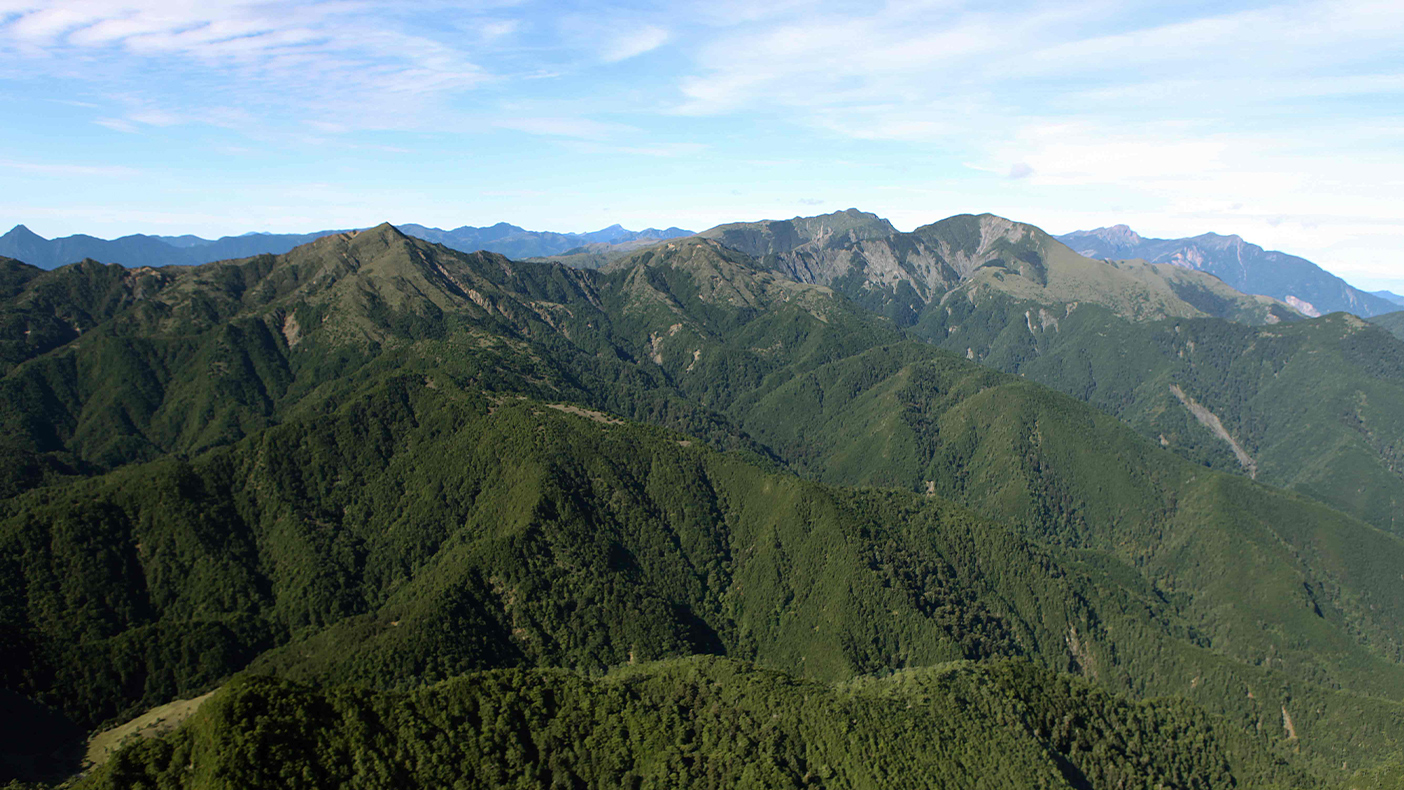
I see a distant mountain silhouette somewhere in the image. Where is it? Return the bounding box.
[1058,225,1395,317]
[0,222,693,269]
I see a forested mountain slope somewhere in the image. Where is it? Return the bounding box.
[1371,310,1404,341]
[7,382,1403,784]
[81,660,1316,790]
[691,213,1404,537]
[902,301,1404,537]
[3,226,1403,787]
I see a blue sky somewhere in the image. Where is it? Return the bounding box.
[1,0,1402,289]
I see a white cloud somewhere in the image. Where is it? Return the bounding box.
[0,158,140,176]
[671,0,1404,129]
[557,139,707,157]
[495,116,639,140]
[94,117,137,133]
[0,1,494,130]
[478,19,518,40]
[657,0,1404,280]
[601,25,668,62]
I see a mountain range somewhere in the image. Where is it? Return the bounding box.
[1057,224,1398,317]
[4,212,1396,324]
[2,215,1403,789]
[689,210,1404,536]
[0,222,693,271]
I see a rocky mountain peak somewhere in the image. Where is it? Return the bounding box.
[1081,224,1143,248]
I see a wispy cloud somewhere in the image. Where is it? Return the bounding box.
[656,0,1404,274]
[495,116,640,141]
[601,25,669,62]
[672,0,1404,129]
[0,1,497,130]
[0,158,140,177]
[94,117,138,133]
[558,140,708,157]
[3,0,1403,277]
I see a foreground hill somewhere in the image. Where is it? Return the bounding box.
[80,659,1315,790]
[3,226,1404,785]
[1058,225,1396,318]
[7,383,1403,783]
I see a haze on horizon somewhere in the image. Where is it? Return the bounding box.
[1,0,1401,291]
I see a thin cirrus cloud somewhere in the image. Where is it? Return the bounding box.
[661,0,1404,271]
[494,116,641,141]
[0,0,496,129]
[0,0,1401,275]
[1,158,141,177]
[673,0,1404,126]
[600,25,669,63]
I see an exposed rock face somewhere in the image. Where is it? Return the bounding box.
[1069,224,1143,250]
[699,211,1295,326]
[702,211,1042,305]
[1285,295,1322,317]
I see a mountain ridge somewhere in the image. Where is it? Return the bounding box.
[6,212,1386,323]
[0,221,695,271]
[1058,225,1396,317]
[699,211,1299,327]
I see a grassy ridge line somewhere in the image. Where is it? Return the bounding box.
[82,657,1315,790]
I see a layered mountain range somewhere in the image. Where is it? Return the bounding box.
[0,222,693,270]
[4,211,1393,323]
[2,215,1403,789]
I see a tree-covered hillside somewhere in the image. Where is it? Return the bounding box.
[688,213,1404,538]
[1371,310,1404,342]
[3,226,1403,787]
[81,658,1317,790]
[901,295,1404,537]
